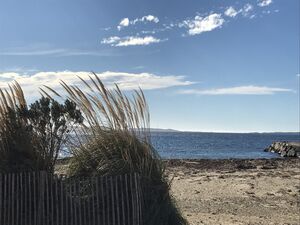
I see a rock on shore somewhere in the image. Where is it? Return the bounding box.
[264,141,300,157]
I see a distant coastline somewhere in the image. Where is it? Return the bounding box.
[150,128,300,134]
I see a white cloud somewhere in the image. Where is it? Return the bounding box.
[180,85,293,95]
[242,3,254,17]
[134,15,159,24]
[101,36,163,46]
[117,18,130,30]
[224,6,239,17]
[0,71,193,100]
[117,15,159,30]
[181,13,225,36]
[116,36,162,46]
[101,36,121,44]
[243,4,254,12]
[258,0,273,7]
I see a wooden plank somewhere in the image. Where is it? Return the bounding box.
[115,175,120,225]
[137,174,143,225]
[54,174,59,225]
[120,175,126,225]
[95,176,100,225]
[45,173,50,225]
[12,173,15,225]
[73,179,78,225]
[111,176,115,225]
[7,173,10,225]
[86,177,91,225]
[3,174,7,225]
[134,173,140,225]
[101,176,105,225]
[69,178,74,225]
[60,175,64,225]
[20,173,23,225]
[41,172,46,225]
[65,176,69,225]
[106,176,110,225]
[125,174,130,225]
[82,180,86,225]
[50,174,54,225]
[0,174,3,225]
[33,172,37,225]
[16,173,19,225]
[77,178,82,225]
[92,177,96,225]
[130,174,136,225]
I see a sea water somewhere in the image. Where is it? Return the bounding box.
[151,132,300,159]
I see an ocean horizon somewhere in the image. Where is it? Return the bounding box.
[150,131,300,159]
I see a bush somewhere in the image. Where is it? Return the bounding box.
[0,83,83,173]
[54,74,188,225]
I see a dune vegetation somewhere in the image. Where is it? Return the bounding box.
[0,74,188,225]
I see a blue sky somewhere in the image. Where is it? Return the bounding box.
[0,0,299,132]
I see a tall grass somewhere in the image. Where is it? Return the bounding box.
[47,73,188,225]
[0,82,40,172]
[0,82,82,173]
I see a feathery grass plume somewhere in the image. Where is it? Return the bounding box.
[0,81,83,173]
[55,73,188,225]
[0,82,40,173]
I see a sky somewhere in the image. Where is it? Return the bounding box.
[0,0,299,132]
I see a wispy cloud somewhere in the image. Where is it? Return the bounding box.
[224,6,239,18]
[242,3,254,17]
[0,49,67,56]
[0,48,118,57]
[180,13,225,36]
[180,85,293,95]
[0,71,194,99]
[258,0,273,7]
[101,36,164,46]
[117,15,159,30]
[102,2,275,45]
[117,18,130,30]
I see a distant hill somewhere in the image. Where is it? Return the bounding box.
[149,128,180,132]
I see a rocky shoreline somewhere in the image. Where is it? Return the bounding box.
[264,141,300,157]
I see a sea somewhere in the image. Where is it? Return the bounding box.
[150,132,300,159]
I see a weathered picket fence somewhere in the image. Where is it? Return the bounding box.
[0,172,142,225]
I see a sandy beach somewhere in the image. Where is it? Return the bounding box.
[166,159,300,225]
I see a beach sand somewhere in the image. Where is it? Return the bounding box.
[166,159,300,225]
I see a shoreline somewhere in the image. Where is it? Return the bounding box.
[165,158,300,171]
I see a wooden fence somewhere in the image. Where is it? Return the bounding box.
[0,172,142,225]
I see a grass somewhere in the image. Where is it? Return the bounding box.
[0,74,188,224]
[45,73,188,225]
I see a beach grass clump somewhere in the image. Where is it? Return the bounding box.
[0,82,83,173]
[0,82,39,173]
[54,73,188,225]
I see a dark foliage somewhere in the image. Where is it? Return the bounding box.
[0,97,83,173]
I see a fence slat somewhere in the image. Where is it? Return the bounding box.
[3,174,7,225]
[115,175,121,225]
[0,174,2,225]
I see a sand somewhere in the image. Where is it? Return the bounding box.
[166,159,300,225]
